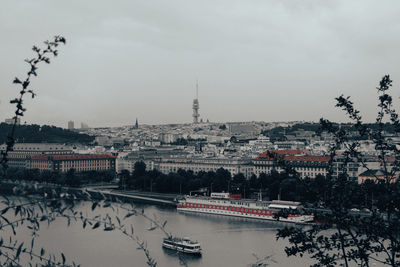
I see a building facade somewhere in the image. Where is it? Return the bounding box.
[0,143,73,169]
[156,157,254,178]
[116,148,187,174]
[253,150,329,178]
[29,154,117,173]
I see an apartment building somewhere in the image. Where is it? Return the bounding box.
[0,143,73,169]
[156,157,254,178]
[253,150,329,178]
[29,154,117,173]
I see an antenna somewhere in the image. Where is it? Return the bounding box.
[192,79,200,124]
[196,80,198,99]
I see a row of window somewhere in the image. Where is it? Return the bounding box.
[183,203,275,215]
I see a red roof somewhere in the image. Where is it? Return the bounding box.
[31,154,117,160]
[283,155,330,162]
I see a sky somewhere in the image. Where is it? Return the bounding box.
[1,0,400,128]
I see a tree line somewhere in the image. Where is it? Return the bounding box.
[4,167,114,187]
[0,123,94,145]
[118,161,393,210]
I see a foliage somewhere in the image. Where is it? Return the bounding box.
[120,162,234,195]
[120,162,394,208]
[262,121,399,142]
[276,75,400,267]
[0,36,66,171]
[0,36,170,267]
[0,182,178,266]
[3,168,115,187]
[0,123,94,145]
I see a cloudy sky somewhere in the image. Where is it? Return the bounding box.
[1,0,400,127]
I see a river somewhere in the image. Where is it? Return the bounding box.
[4,201,317,267]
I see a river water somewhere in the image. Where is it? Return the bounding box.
[5,201,317,267]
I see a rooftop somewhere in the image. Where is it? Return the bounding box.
[31,154,117,160]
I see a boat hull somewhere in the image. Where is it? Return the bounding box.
[177,198,314,224]
[162,243,202,255]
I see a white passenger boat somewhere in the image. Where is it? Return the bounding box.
[162,237,202,255]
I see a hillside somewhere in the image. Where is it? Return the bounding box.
[0,123,94,144]
[263,122,398,141]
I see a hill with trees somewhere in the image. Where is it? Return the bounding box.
[262,121,399,141]
[0,123,94,144]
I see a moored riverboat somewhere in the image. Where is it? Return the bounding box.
[177,192,314,224]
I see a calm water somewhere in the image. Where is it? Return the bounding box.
[5,201,316,267]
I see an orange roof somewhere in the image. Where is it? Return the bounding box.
[31,154,117,160]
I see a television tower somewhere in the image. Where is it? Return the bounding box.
[192,81,200,124]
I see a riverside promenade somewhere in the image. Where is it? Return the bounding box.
[0,180,179,206]
[86,186,178,206]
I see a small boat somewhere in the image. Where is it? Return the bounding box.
[162,237,202,255]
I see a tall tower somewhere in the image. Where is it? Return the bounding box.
[192,81,200,124]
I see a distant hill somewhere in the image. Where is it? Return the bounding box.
[0,123,94,144]
[263,122,398,141]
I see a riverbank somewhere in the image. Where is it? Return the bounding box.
[86,187,178,206]
[0,179,178,206]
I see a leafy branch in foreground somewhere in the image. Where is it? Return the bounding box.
[247,253,276,267]
[276,75,400,267]
[0,180,193,267]
[0,36,178,267]
[0,188,157,266]
[0,35,66,172]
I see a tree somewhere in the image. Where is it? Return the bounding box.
[65,169,80,187]
[0,36,66,173]
[133,161,146,178]
[277,75,400,267]
[0,36,166,267]
[214,168,231,192]
[119,169,131,189]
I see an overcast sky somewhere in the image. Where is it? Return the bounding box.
[1,0,400,127]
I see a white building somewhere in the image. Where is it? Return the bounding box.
[156,157,254,178]
[0,143,73,169]
[253,150,329,178]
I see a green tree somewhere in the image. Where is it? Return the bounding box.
[65,169,80,187]
[119,169,131,189]
[277,75,400,267]
[0,36,164,267]
[133,161,146,178]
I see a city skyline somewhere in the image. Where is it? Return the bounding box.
[1,0,400,127]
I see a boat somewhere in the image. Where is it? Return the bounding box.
[177,192,314,224]
[162,237,202,255]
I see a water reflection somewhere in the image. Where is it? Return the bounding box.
[2,200,315,267]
